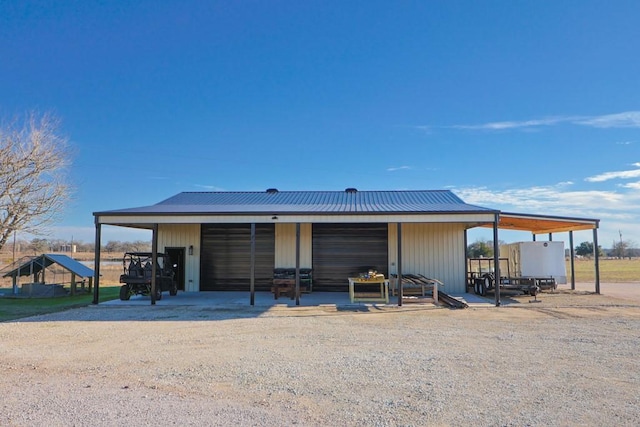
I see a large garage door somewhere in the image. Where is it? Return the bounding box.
[312,223,388,292]
[200,224,275,291]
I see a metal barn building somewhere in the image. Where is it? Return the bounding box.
[92,189,600,306]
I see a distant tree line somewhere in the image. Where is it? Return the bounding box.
[3,237,638,259]
[467,238,638,259]
[1,238,151,255]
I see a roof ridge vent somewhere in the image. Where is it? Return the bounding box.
[345,188,358,193]
[266,188,279,194]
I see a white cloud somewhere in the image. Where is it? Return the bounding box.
[452,116,570,130]
[194,184,226,191]
[585,167,640,182]
[440,110,640,131]
[387,166,412,172]
[621,181,640,189]
[574,111,640,128]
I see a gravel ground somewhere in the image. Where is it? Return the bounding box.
[1,290,639,427]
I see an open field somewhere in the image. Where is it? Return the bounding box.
[569,258,640,282]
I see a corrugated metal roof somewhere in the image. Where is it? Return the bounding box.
[95,190,497,216]
[2,254,94,279]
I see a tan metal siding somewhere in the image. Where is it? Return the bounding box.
[158,224,201,292]
[388,223,467,293]
[274,223,312,268]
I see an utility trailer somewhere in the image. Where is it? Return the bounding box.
[467,257,557,297]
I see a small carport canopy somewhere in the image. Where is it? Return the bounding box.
[2,254,95,296]
[475,212,601,306]
[490,212,600,234]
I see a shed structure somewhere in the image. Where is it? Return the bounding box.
[2,254,95,296]
[92,189,600,307]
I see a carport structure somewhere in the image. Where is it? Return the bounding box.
[92,189,601,307]
[476,212,601,306]
[2,253,95,296]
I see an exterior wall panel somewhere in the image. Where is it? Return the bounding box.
[275,223,312,268]
[158,224,201,292]
[388,223,467,293]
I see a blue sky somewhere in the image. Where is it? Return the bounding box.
[2,1,639,248]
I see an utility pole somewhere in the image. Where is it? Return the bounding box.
[619,230,624,259]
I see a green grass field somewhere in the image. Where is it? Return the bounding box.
[569,258,640,282]
[0,286,120,322]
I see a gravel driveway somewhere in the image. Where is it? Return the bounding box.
[1,289,639,426]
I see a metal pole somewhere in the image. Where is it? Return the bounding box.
[593,228,600,294]
[397,223,403,306]
[493,214,501,307]
[151,224,158,305]
[250,223,256,306]
[295,223,301,306]
[92,219,101,305]
[569,231,575,290]
[464,230,469,293]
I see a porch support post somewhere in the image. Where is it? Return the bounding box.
[92,219,101,305]
[493,213,501,307]
[250,223,256,306]
[464,230,469,292]
[151,223,158,305]
[397,222,403,307]
[593,228,600,294]
[295,223,301,306]
[569,231,576,290]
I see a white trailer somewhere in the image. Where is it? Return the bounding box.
[500,241,567,284]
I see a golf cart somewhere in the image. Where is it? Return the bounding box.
[119,252,178,300]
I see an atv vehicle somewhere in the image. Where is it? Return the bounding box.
[119,252,178,300]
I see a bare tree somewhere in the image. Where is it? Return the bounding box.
[0,112,72,251]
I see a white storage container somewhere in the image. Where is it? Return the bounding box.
[499,241,567,284]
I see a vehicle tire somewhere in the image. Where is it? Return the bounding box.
[474,279,481,295]
[479,279,487,296]
[119,285,131,301]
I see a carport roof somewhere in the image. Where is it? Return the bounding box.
[2,254,95,279]
[488,212,600,234]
